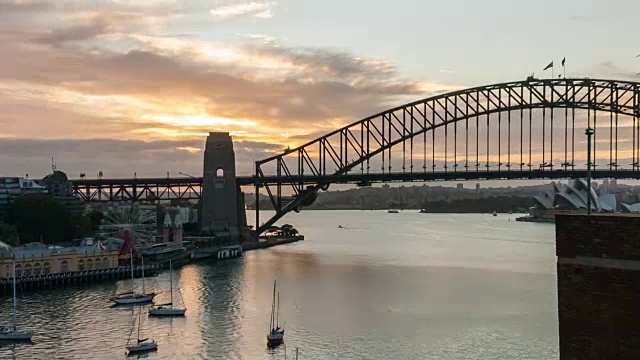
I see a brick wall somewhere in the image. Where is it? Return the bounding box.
[556,214,640,360]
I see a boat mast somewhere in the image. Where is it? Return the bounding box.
[12,260,16,331]
[276,291,280,329]
[141,255,145,295]
[269,280,276,331]
[130,249,134,293]
[137,309,141,342]
[169,259,173,307]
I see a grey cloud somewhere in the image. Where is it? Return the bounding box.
[36,17,114,45]
[0,138,281,178]
[242,45,398,80]
[0,1,53,13]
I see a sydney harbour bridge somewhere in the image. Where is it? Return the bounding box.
[69,78,640,235]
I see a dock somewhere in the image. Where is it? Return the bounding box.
[0,264,162,295]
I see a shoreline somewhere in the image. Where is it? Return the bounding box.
[242,235,304,251]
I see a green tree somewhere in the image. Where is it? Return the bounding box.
[0,223,19,247]
[87,210,104,232]
[8,194,69,244]
[278,224,299,237]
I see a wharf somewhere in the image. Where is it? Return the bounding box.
[0,264,162,295]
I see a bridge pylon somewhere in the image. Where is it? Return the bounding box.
[200,132,249,242]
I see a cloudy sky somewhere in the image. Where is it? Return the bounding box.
[0,0,638,179]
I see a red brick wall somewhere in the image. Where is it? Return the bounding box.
[556,214,640,360]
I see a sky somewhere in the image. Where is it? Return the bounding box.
[0,0,639,179]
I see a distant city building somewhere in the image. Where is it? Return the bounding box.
[0,177,48,220]
[39,171,84,216]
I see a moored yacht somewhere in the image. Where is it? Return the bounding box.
[0,261,33,342]
[112,250,156,305]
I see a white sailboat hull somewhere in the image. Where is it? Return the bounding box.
[112,293,155,305]
[148,307,186,316]
[127,341,157,353]
[0,331,33,341]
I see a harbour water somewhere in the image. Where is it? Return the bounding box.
[0,211,558,359]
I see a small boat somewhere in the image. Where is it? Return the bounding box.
[126,308,157,354]
[387,209,399,214]
[266,280,284,348]
[112,250,156,305]
[492,211,497,217]
[149,259,186,317]
[0,261,33,342]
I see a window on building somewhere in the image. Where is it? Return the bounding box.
[43,262,51,275]
[102,257,109,269]
[15,264,22,277]
[86,259,93,271]
[78,259,85,271]
[215,167,224,178]
[24,264,32,276]
[5,265,10,278]
[33,263,41,276]
[61,260,69,273]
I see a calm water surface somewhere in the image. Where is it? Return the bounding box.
[0,211,558,360]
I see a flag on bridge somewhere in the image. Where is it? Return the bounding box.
[562,57,566,67]
[543,61,554,70]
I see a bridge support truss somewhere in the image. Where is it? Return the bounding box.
[254,78,640,233]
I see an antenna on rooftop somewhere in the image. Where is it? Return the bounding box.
[51,157,56,172]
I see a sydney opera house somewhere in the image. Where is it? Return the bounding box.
[517,179,640,222]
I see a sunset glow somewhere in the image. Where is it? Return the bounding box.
[0,0,638,178]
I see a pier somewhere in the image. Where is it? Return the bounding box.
[0,264,162,295]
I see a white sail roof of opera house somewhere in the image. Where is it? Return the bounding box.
[533,179,616,212]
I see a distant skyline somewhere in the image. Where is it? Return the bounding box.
[1,0,639,178]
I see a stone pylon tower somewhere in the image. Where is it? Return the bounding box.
[200,132,247,241]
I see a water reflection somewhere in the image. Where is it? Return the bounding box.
[0,212,558,359]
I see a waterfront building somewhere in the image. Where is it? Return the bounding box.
[0,242,120,279]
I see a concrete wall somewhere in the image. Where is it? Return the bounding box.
[556,214,640,360]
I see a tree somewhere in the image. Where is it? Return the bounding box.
[278,224,299,237]
[0,223,19,247]
[8,194,68,244]
[87,210,104,232]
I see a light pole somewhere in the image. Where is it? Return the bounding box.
[179,172,196,179]
[585,127,594,216]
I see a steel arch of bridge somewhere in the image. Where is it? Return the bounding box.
[254,78,640,233]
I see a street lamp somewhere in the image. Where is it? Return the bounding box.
[585,127,594,216]
[179,172,196,179]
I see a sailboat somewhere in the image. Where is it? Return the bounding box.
[111,250,156,305]
[0,261,33,341]
[126,308,157,354]
[148,259,186,317]
[266,280,284,347]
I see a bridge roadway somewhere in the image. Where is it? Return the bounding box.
[73,170,640,187]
